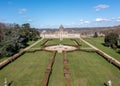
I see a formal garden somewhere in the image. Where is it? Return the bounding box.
[0,38,120,86]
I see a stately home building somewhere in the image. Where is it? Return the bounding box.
[40,25,80,38]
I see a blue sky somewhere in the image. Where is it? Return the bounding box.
[0,0,120,28]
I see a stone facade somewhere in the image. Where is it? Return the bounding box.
[40,25,80,38]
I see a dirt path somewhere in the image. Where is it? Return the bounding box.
[80,37,120,66]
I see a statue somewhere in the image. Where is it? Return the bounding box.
[4,78,8,86]
[108,80,112,86]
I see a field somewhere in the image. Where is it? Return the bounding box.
[0,38,120,86]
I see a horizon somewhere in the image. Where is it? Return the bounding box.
[0,0,120,28]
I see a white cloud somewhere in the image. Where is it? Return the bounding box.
[110,17,120,22]
[84,21,90,24]
[80,19,90,24]
[95,18,108,22]
[80,19,83,22]
[95,4,109,11]
[27,19,33,22]
[19,8,27,14]
[118,17,120,19]
[116,19,120,22]
[115,17,120,22]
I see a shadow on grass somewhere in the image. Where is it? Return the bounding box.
[117,50,120,54]
[8,81,13,86]
[104,82,108,86]
[101,43,108,47]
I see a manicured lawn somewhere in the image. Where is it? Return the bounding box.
[31,38,45,48]
[76,39,92,48]
[61,38,75,45]
[27,40,36,45]
[0,51,51,86]
[45,38,91,48]
[84,37,120,61]
[67,51,120,86]
[48,53,65,86]
[0,57,8,62]
[46,39,62,45]
[0,38,120,86]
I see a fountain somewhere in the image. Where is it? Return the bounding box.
[44,44,77,53]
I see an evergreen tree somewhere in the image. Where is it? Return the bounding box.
[93,32,98,38]
[104,31,119,49]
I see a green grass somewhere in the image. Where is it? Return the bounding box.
[27,40,36,45]
[76,39,92,48]
[1,38,120,86]
[45,38,90,48]
[67,51,120,86]
[0,51,51,86]
[62,38,91,48]
[0,57,8,62]
[61,38,75,45]
[84,37,120,61]
[31,38,45,48]
[48,53,65,86]
[46,39,61,45]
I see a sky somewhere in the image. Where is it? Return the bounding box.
[0,0,120,28]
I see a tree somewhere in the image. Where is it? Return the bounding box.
[0,23,6,42]
[0,23,39,58]
[20,23,39,41]
[0,28,3,42]
[93,32,98,38]
[104,31,119,49]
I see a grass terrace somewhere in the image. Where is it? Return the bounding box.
[67,51,120,86]
[84,37,120,61]
[0,51,51,86]
[48,53,65,86]
[30,38,46,48]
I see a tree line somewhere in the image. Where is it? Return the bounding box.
[93,31,120,49]
[0,23,39,58]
